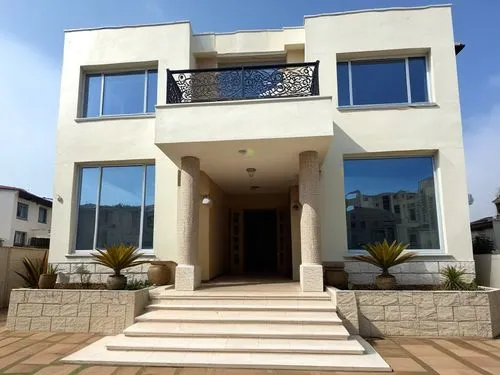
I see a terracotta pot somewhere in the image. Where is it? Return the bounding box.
[107,275,127,290]
[38,274,57,289]
[375,275,396,290]
[147,263,171,285]
[324,263,348,289]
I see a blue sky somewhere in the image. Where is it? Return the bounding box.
[0,0,499,220]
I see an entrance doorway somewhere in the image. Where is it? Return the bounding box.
[243,209,277,275]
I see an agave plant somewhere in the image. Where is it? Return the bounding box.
[15,252,48,288]
[440,266,470,290]
[91,243,147,290]
[350,240,416,289]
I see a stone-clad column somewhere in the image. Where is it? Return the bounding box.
[175,156,201,291]
[299,151,323,292]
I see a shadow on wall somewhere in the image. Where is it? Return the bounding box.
[0,247,48,308]
[474,253,500,288]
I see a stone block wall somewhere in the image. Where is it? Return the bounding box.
[332,287,500,338]
[344,260,476,285]
[6,288,150,334]
[51,262,149,284]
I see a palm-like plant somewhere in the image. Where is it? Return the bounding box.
[15,252,48,288]
[351,240,416,277]
[440,266,469,290]
[91,243,146,276]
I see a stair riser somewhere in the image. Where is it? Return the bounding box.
[150,299,333,307]
[124,332,349,340]
[147,304,335,312]
[106,345,363,355]
[136,317,342,325]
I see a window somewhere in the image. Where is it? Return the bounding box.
[337,56,429,106]
[14,231,26,246]
[75,164,155,251]
[38,207,48,224]
[344,157,440,251]
[16,202,28,220]
[83,70,158,117]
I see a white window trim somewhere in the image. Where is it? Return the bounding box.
[73,163,155,254]
[344,154,444,255]
[83,69,157,118]
[338,55,431,107]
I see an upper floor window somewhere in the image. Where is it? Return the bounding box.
[337,56,429,106]
[83,69,158,118]
[38,207,48,224]
[16,202,28,220]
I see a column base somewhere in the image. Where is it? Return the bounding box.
[174,265,201,291]
[300,264,324,292]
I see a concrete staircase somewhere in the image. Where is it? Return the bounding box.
[62,289,390,371]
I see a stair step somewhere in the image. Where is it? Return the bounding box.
[147,303,336,312]
[62,336,391,371]
[136,309,342,324]
[150,292,330,301]
[123,322,350,339]
[106,335,365,354]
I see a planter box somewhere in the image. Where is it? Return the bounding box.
[328,287,500,338]
[6,288,150,334]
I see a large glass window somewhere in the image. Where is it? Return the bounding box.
[337,56,429,106]
[75,164,155,251]
[82,70,158,117]
[344,157,440,251]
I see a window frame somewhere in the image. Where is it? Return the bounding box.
[343,155,444,255]
[16,202,29,220]
[14,231,27,246]
[73,163,155,254]
[337,55,431,107]
[81,68,158,118]
[38,207,48,224]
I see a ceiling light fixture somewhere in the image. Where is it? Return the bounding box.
[250,186,260,191]
[246,168,256,177]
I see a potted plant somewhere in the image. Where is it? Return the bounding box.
[91,243,146,290]
[349,239,416,290]
[15,251,48,288]
[147,260,177,286]
[39,264,59,289]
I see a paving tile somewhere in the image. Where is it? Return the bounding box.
[4,363,43,373]
[111,366,142,375]
[383,357,427,372]
[29,332,57,341]
[0,336,22,348]
[33,364,80,375]
[463,339,500,357]
[60,332,94,344]
[213,370,273,375]
[139,367,178,375]
[178,368,217,375]
[45,334,71,342]
[22,352,64,365]
[0,352,31,371]
[76,365,118,375]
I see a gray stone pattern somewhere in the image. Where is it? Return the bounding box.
[6,288,150,334]
[334,288,500,338]
[52,262,148,284]
[344,260,476,285]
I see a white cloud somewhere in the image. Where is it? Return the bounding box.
[0,34,60,198]
[489,74,500,88]
[464,105,500,221]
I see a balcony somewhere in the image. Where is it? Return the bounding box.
[166,61,320,103]
[156,61,332,171]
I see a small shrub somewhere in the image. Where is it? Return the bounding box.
[125,279,152,290]
[74,264,91,289]
[472,235,495,254]
[440,266,476,290]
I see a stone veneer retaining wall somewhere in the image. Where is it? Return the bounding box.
[329,287,500,338]
[51,262,149,284]
[6,288,150,334]
[344,260,476,285]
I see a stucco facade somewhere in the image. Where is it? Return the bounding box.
[49,5,474,288]
[0,187,52,248]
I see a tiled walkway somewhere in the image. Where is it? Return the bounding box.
[0,327,500,374]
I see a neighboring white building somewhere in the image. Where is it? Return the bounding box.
[471,197,500,250]
[49,5,474,288]
[0,186,52,248]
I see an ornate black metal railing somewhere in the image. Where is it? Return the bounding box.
[166,61,319,104]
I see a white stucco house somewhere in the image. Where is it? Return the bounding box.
[0,186,52,248]
[49,4,474,290]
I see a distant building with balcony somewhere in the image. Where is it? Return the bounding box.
[50,5,473,289]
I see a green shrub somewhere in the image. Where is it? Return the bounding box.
[440,266,477,290]
[472,235,495,254]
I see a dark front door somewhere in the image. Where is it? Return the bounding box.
[243,209,277,274]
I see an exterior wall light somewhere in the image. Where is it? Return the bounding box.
[246,168,256,177]
[201,195,212,206]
